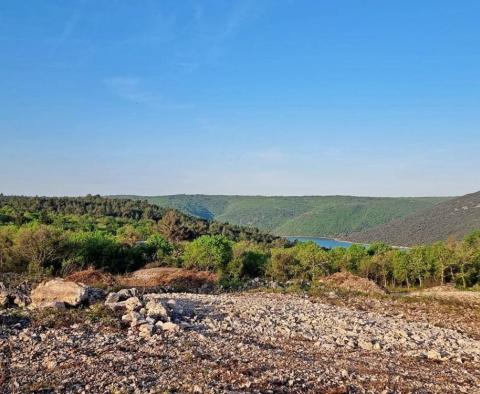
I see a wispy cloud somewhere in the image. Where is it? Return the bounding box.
[173,0,268,71]
[250,147,287,161]
[103,76,193,109]
[104,77,152,104]
[49,2,85,56]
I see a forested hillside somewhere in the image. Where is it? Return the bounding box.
[113,195,450,237]
[348,191,480,246]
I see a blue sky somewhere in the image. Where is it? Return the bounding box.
[1,0,479,196]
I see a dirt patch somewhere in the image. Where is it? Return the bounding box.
[318,272,385,295]
[65,268,118,288]
[120,267,218,290]
[409,285,480,305]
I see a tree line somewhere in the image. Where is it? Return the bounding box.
[1,195,479,289]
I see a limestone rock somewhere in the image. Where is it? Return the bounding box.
[159,321,179,332]
[145,300,168,320]
[31,279,89,308]
[124,296,142,312]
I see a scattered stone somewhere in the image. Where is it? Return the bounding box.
[2,290,480,393]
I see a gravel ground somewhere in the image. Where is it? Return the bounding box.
[1,292,480,393]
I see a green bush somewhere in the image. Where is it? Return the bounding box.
[183,234,233,272]
[225,250,268,279]
[267,248,299,282]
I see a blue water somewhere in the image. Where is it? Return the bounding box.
[287,236,355,249]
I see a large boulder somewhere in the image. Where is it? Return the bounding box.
[31,278,89,308]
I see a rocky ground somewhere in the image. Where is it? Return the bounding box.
[1,289,480,393]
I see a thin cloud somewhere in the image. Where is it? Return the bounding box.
[49,2,85,56]
[103,76,193,109]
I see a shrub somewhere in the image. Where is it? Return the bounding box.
[15,224,67,274]
[225,250,268,279]
[267,248,299,282]
[183,235,233,272]
[67,231,125,273]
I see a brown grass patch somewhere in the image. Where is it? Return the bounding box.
[65,268,118,288]
[318,272,385,295]
[120,267,218,289]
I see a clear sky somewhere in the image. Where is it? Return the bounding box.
[1,1,479,197]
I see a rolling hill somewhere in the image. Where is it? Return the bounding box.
[111,195,450,238]
[347,191,480,246]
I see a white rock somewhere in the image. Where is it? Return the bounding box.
[31,279,88,308]
[145,300,168,320]
[124,296,142,312]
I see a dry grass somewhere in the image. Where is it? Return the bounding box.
[318,272,386,295]
[119,267,217,289]
[65,268,118,288]
[408,285,480,305]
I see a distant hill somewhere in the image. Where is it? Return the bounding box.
[111,195,450,238]
[347,191,480,246]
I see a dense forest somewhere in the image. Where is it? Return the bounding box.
[113,194,449,237]
[1,195,479,289]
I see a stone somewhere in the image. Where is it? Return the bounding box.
[426,350,447,361]
[31,279,88,308]
[0,282,9,307]
[138,323,154,338]
[358,339,373,351]
[13,292,31,308]
[106,301,127,311]
[86,287,106,304]
[105,292,121,304]
[117,288,138,299]
[145,300,168,320]
[159,322,179,332]
[122,311,141,322]
[124,296,142,312]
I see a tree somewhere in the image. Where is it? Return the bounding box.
[266,248,298,282]
[158,210,192,242]
[0,226,17,272]
[429,242,456,285]
[226,250,268,279]
[392,250,411,287]
[68,231,124,272]
[340,244,368,274]
[116,224,143,246]
[293,241,330,280]
[15,225,67,274]
[408,246,432,287]
[146,234,173,260]
[183,235,233,271]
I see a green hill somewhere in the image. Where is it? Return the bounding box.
[112,195,451,237]
[348,191,480,246]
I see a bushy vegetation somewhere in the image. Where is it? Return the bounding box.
[0,195,285,275]
[2,195,480,290]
